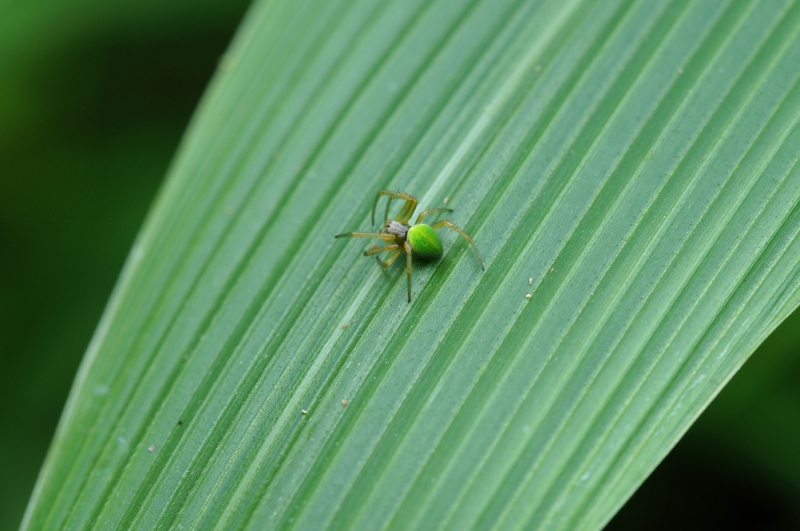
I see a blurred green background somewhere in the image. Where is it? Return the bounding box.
[0,1,250,529]
[0,1,798,530]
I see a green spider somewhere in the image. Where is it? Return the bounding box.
[335,189,485,302]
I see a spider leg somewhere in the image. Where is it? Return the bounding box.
[363,244,399,257]
[415,208,452,225]
[374,248,402,268]
[430,220,485,270]
[404,240,413,302]
[371,190,418,226]
[335,231,395,241]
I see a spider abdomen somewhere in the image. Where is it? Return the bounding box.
[407,224,443,261]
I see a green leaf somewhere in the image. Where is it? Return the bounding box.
[23,0,800,529]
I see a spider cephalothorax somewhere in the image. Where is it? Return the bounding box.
[335,190,484,302]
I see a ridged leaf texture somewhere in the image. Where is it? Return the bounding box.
[23,0,800,529]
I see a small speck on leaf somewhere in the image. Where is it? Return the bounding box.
[147,445,156,453]
[340,319,357,330]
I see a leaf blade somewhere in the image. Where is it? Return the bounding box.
[23,0,800,529]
